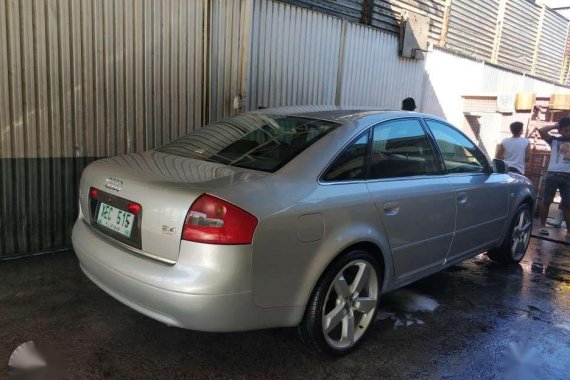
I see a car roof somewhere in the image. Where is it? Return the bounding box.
[250,105,441,123]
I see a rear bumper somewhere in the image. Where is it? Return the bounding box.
[72,218,303,331]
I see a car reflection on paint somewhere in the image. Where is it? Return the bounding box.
[72,106,534,355]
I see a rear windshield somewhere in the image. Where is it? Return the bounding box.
[157,114,340,172]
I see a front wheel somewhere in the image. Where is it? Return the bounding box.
[298,250,381,355]
[487,203,532,264]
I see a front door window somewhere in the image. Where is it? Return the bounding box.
[425,120,490,174]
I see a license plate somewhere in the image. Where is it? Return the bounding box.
[96,203,135,238]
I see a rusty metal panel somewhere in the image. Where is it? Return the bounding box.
[445,0,500,61]
[497,0,541,74]
[371,0,446,43]
[247,0,342,109]
[534,9,569,83]
[0,0,206,258]
[275,0,364,22]
[339,22,425,108]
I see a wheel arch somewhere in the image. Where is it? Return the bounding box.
[521,194,534,212]
[495,191,534,249]
[299,238,393,322]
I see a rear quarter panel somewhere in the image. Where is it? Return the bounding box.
[249,182,394,310]
[499,174,536,243]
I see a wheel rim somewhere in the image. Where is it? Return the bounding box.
[322,260,379,350]
[511,208,532,261]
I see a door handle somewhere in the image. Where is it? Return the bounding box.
[457,192,468,205]
[383,202,400,216]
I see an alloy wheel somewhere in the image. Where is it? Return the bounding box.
[321,260,379,350]
[511,208,531,261]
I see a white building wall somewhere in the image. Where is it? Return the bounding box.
[422,48,570,127]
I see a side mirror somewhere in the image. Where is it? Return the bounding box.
[492,159,509,174]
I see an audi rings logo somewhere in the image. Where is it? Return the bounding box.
[105,178,123,191]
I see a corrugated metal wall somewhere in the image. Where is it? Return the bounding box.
[277,0,363,22]
[445,0,500,61]
[209,0,244,120]
[565,28,570,86]
[2,0,570,259]
[339,22,425,107]
[533,8,568,83]
[276,0,570,85]
[247,0,342,109]
[0,0,207,258]
[0,0,208,158]
[371,0,446,43]
[497,0,540,74]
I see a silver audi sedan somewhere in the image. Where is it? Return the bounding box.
[72,106,535,355]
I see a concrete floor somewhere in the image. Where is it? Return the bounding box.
[1,238,569,379]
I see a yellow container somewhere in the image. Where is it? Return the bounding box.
[515,93,536,111]
[549,93,570,110]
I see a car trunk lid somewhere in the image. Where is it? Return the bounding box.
[79,151,266,263]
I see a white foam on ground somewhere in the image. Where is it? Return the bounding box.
[396,290,440,312]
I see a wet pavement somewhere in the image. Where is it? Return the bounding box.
[1,238,569,379]
[531,218,569,246]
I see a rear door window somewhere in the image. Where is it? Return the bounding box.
[157,114,340,172]
[322,132,370,182]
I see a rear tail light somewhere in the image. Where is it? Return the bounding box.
[127,202,142,215]
[89,187,99,200]
[182,194,258,245]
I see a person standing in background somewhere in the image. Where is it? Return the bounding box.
[538,117,570,237]
[401,97,417,111]
[496,121,530,174]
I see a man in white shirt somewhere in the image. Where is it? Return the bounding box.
[538,117,570,237]
[496,121,530,174]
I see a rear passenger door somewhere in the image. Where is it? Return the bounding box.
[366,118,456,282]
[424,119,509,262]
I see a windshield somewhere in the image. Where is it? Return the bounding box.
[157,114,340,172]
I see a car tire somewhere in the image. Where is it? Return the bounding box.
[298,250,382,356]
[487,203,532,264]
